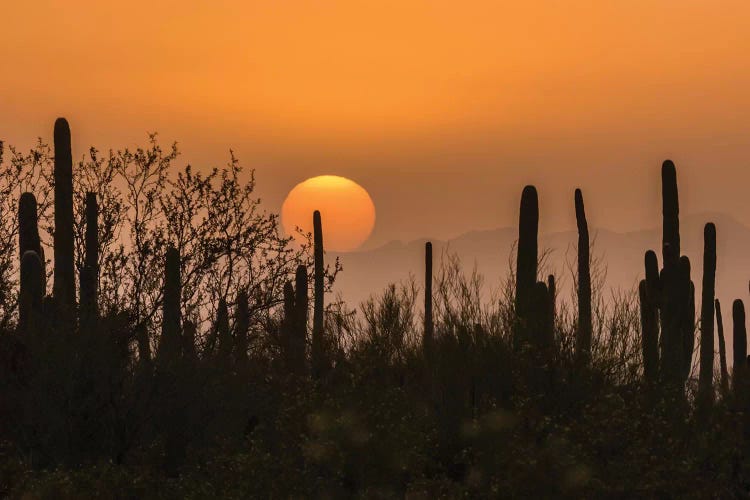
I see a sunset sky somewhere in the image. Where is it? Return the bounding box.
[3,1,750,248]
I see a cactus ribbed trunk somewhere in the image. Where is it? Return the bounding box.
[654,161,693,392]
[281,280,296,370]
[80,192,99,333]
[235,290,249,364]
[661,160,680,269]
[575,188,592,365]
[532,281,553,350]
[312,210,325,378]
[639,279,659,386]
[424,241,433,353]
[716,299,729,396]
[19,251,45,336]
[679,256,695,385]
[698,223,716,407]
[293,264,308,375]
[19,192,43,264]
[515,185,538,350]
[160,247,182,361]
[53,118,76,328]
[733,299,747,399]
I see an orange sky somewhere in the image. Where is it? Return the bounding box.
[3,1,750,247]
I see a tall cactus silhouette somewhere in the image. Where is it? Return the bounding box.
[19,251,45,336]
[575,188,592,365]
[639,161,695,393]
[733,299,746,398]
[312,210,325,377]
[698,223,716,407]
[235,290,249,364]
[678,256,695,385]
[293,264,309,375]
[661,160,680,268]
[53,118,75,320]
[79,192,99,333]
[639,278,659,386]
[716,298,729,396]
[515,185,538,350]
[18,192,43,264]
[159,247,182,361]
[281,280,296,370]
[532,281,553,350]
[424,241,433,352]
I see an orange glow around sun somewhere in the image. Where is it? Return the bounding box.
[281,176,376,252]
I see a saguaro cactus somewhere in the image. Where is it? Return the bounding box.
[79,192,99,333]
[639,279,659,386]
[716,299,729,396]
[698,223,716,407]
[733,299,747,398]
[312,210,325,377]
[547,274,556,330]
[639,161,695,393]
[661,160,680,268]
[281,280,295,367]
[160,247,182,361]
[532,281,553,350]
[19,250,45,336]
[53,118,75,317]
[575,188,592,365]
[515,185,538,350]
[19,192,43,263]
[678,256,695,385]
[235,290,249,364]
[424,241,433,351]
[292,264,308,375]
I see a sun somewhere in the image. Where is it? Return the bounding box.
[281,175,376,252]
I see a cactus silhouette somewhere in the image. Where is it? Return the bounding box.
[159,247,182,361]
[424,241,433,352]
[547,274,556,330]
[515,185,538,350]
[281,280,296,369]
[575,188,591,365]
[532,281,553,350]
[698,223,716,407]
[18,192,43,264]
[19,250,45,336]
[679,256,695,385]
[79,192,99,333]
[293,264,309,375]
[637,162,696,394]
[312,210,325,377]
[53,118,76,320]
[661,160,680,268]
[235,290,249,364]
[716,298,729,396]
[733,299,746,398]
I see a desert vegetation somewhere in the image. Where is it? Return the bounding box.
[0,119,749,497]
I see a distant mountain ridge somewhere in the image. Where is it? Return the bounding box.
[331,212,750,312]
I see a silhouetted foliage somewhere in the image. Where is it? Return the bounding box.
[1,121,750,497]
